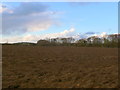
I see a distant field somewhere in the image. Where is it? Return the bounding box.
[2,45,118,88]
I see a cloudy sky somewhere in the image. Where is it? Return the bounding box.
[0,2,118,43]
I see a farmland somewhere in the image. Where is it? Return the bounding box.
[2,45,118,88]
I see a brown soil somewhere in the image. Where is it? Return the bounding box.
[2,45,118,88]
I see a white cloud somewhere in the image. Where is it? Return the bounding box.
[1,27,76,43]
[90,32,107,38]
[71,32,108,40]
[99,32,107,38]
[43,27,75,38]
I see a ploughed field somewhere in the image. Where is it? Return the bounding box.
[2,45,118,88]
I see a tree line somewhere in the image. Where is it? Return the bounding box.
[2,34,120,47]
[37,34,120,48]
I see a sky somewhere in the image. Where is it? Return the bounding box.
[0,2,118,43]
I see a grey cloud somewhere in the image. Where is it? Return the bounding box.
[13,3,49,16]
[2,2,58,35]
[2,5,7,8]
[85,32,96,35]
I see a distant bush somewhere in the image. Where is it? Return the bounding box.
[37,40,51,46]
[2,42,36,46]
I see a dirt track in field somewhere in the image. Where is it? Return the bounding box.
[2,45,118,88]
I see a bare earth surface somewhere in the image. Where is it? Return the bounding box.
[2,45,118,88]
